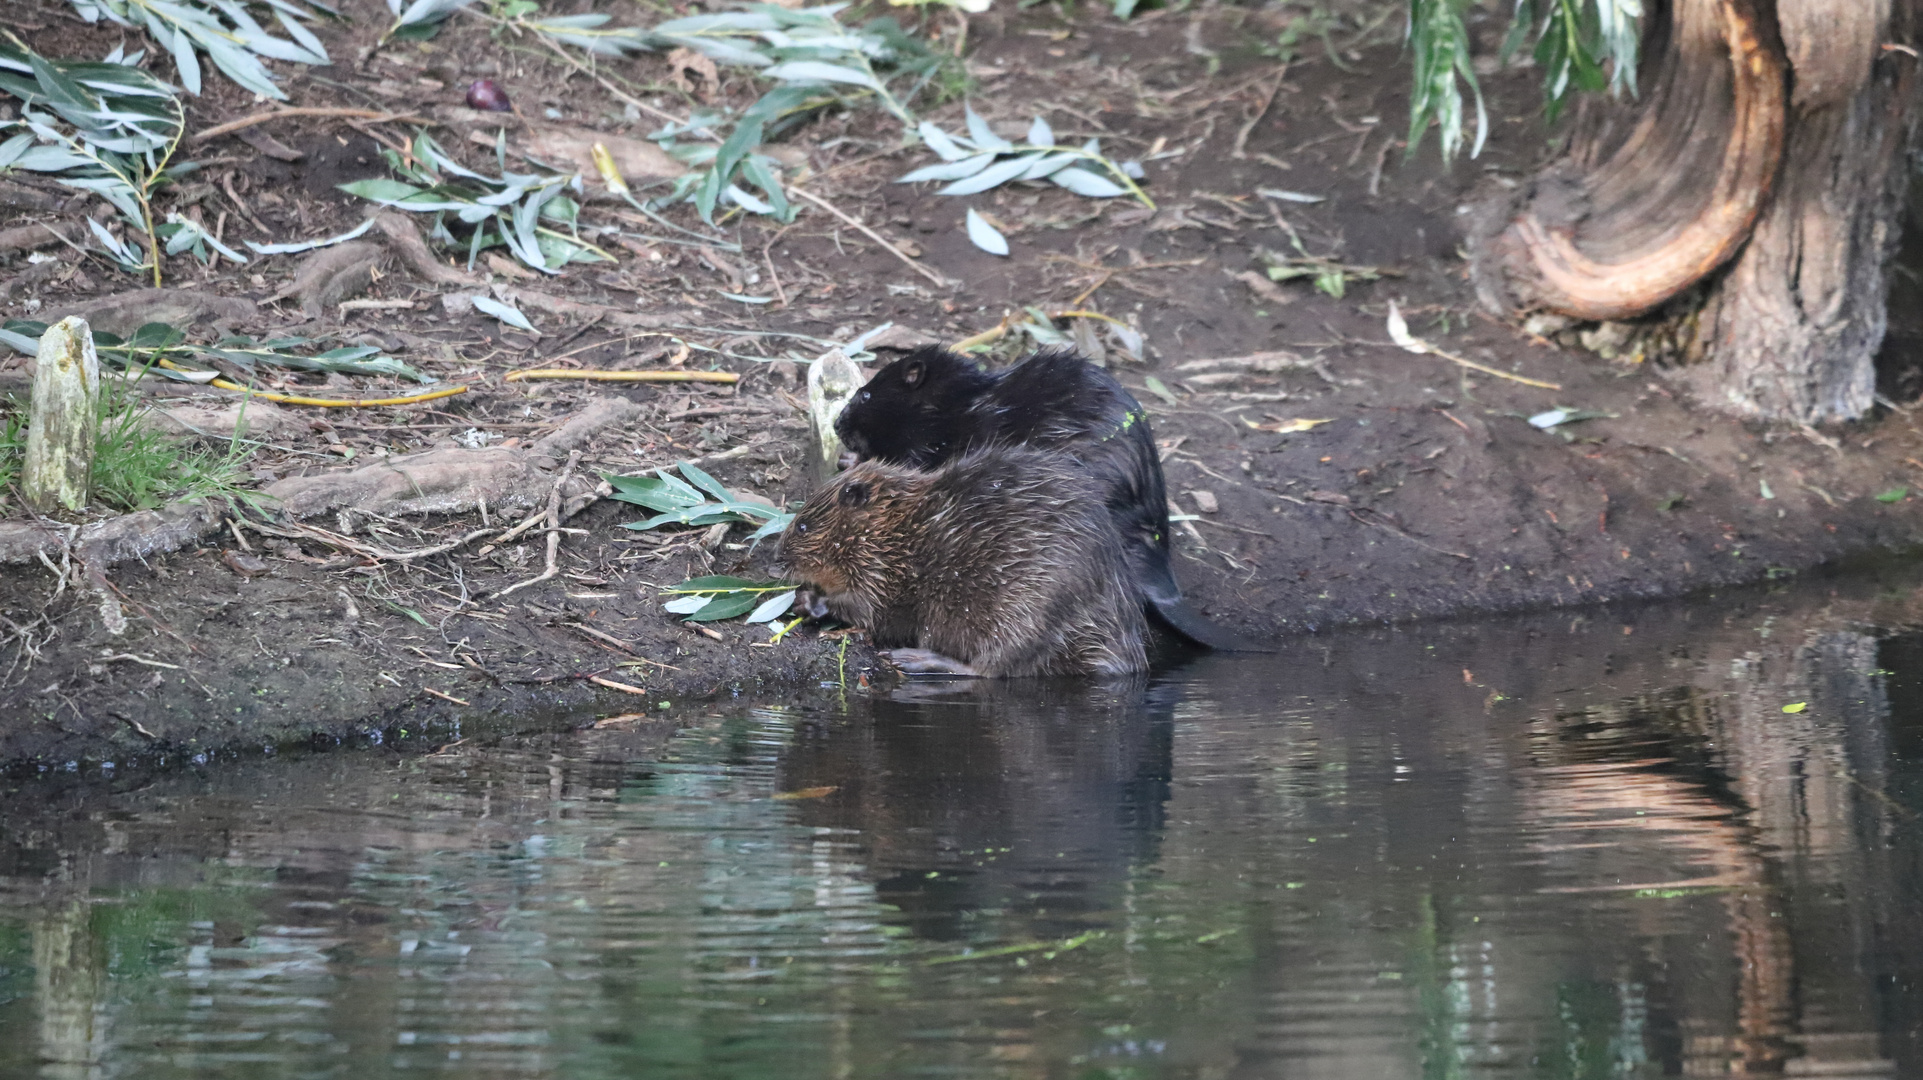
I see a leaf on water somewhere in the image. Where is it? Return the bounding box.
[471,295,536,332]
[965,208,1008,256]
[745,589,797,624]
[772,785,839,800]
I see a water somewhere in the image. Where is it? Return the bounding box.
[3,577,1923,1078]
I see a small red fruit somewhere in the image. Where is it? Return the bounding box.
[466,79,512,112]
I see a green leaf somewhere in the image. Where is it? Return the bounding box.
[899,152,996,184]
[1875,487,1908,503]
[1049,166,1127,198]
[471,295,536,331]
[677,461,735,502]
[936,154,1038,196]
[338,178,428,202]
[745,590,796,623]
[668,574,768,592]
[685,592,759,621]
[965,207,1007,256]
[663,595,713,615]
[762,60,881,90]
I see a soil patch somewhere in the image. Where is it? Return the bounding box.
[4,0,1923,767]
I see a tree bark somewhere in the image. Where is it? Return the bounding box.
[1468,0,1789,320]
[1681,0,1914,421]
[1468,0,1919,424]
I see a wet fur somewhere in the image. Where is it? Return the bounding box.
[834,346,1260,651]
[778,448,1148,678]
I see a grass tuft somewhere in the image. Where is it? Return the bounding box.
[0,374,260,516]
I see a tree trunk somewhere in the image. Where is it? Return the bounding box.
[1468,0,1918,424]
[1683,0,1914,420]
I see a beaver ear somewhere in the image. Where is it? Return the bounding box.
[839,481,870,508]
[899,358,924,389]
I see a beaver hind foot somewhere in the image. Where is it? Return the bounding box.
[883,648,981,677]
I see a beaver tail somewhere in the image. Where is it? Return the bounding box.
[1145,593,1272,652]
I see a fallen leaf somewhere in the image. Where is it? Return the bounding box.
[1232,269,1294,306]
[1875,486,1908,503]
[484,253,537,281]
[1782,702,1807,714]
[1142,375,1180,405]
[1385,299,1424,353]
[1242,417,1333,434]
[472,295,537,332]
[222,551,268,577]
[1306,490,1351,506]
[965,207,1009,256]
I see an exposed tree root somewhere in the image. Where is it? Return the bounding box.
[0,397,640,571]
[1468,0,1789,320]
[258,396,639,524]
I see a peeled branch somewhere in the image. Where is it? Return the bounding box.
[22,318,100,514]
[806,348,861,485]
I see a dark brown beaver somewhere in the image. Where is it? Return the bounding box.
[778,446,1147,678]
[832,345,1263,652]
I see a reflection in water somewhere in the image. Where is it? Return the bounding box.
[0,588,1920,1077]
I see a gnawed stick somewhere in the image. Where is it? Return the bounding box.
[788,187,950,289]
[192,108,425,143]
[245,519,499,562]
[494,450,582,598]
[504,369,738,384]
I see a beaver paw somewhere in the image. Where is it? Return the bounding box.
[883,649,981,677]
[795,589,834,620]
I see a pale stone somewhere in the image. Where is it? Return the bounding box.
[22,317,100,514]
[806,347,861,485]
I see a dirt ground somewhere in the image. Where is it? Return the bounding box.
[3,0,1923,769]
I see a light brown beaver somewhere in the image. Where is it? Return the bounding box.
[778,445,1148,678]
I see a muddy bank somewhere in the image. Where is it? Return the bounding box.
[5,2,1923,767]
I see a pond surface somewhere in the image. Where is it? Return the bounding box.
[3,577,1923,1078]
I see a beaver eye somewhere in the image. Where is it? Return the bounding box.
[795,520,809,534]
[858,389,871,403]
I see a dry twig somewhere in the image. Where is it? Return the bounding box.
[494,450,583,598]
[788,187,950,289]
[193,107,425,143]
